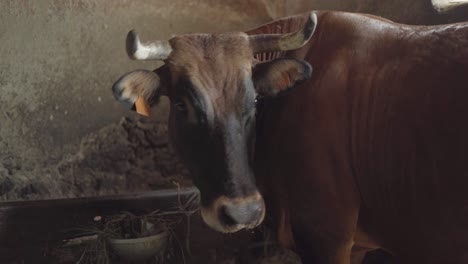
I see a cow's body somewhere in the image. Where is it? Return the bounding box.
[250,11,468,263]
[113,10,468,264]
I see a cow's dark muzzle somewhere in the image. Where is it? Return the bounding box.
[220,196,264,226]
[201,192,265,233]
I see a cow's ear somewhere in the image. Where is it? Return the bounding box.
[112,66,169,116]
[252,58,312,96]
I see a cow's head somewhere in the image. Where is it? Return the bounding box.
[112,12,316,233]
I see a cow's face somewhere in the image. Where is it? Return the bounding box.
[112,12,316,233]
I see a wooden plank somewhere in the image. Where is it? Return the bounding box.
[0,188,199,263]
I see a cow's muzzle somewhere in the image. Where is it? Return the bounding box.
[201,192,265,233]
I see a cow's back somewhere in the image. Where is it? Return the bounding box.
[253,11,468,263]
[351,19,468,262]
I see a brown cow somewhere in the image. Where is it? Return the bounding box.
[112,11,468,264]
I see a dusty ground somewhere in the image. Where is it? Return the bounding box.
[51,216,302,264]
[0,117,191,201]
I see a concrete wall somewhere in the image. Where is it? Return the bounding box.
[0,0,276,172]
[0,0,466,199]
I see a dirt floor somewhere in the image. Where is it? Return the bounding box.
[0,117,191,201]
[0,117,398,264]
[0,111,304,263]
[0,115,306,263]
[49,210,302,264]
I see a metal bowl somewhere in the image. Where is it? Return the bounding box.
[108,229,169,261]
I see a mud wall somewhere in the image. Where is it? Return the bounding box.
[0,0,277,199]
[0,0,466,200]
[0,0,276,172]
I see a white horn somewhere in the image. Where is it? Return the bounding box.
[126,30,173,60]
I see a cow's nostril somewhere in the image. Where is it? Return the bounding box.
[219,205,238,226]
[219,200,265,227]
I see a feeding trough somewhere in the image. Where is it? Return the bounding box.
[107,219,170,261]
[0,188,199,263]
[108,230,169,261]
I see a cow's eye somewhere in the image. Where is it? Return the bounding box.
[174,101,187,112]
[255,95,263,105]
[254,96,263,109]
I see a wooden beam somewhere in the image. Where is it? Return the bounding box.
[0,188,199,262]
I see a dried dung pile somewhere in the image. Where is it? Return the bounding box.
[0,118,191,200]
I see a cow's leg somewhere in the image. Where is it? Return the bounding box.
[350,246,370,264]
[351,225,383,264]
[292,226,354,264]
[287,170,360,264]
